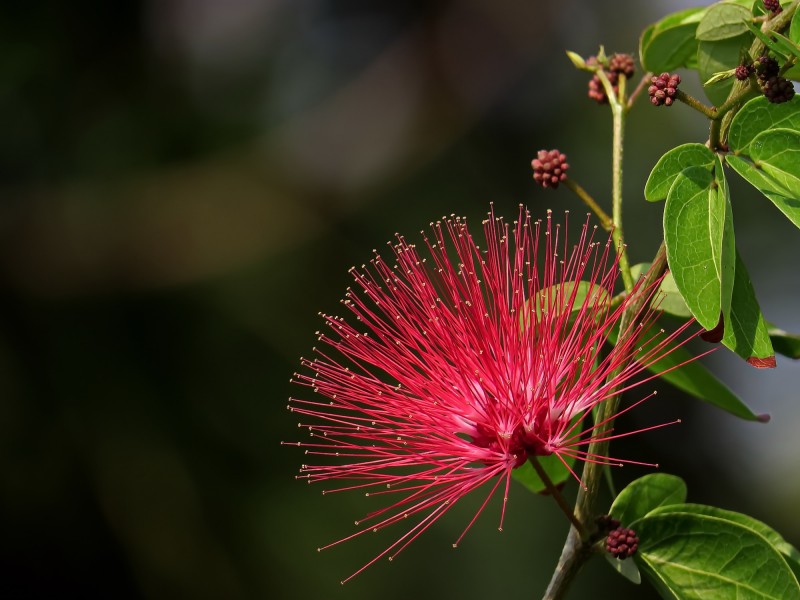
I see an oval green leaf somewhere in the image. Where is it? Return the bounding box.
[645,144,715,202]
[610,474,687,526]
[631,263,692,318]
[511,453,574,495]
[696,2,752,41]
[657,272,692,318]
[605,326,764,421]
[714,155,737,325]
[698,33,753,106]
[768,323,800,359]
[605,553,642,585]
[750,128,800,198]
[645,503,800,571]
[792,6,800,45]
[641,7,706,73]
[725,154,800,229]
[520,280,610,327]
[728,96,800,154]
[635,513,800,600]
[721,251,776,368]
[664,167,733,330]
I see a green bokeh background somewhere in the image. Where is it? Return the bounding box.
[1,1,799,598]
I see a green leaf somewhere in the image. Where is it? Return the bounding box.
[721,251,777,367]
[629,262,650,281]
[610,474,687,526]
[606,326,764,421]
[749,128,800,198]
[566,50,587,70]
[604,553,642,585]
[657,273,693,318]
[697,33,754,106]
[644,144,715,202]
[520,280,610,326]
[785,63,800,82]
[725,154,800,229]
[771,32,800,61]
[645,503,800,572]
[511,454,574,495]
[639,23,656,68]
[792,7,800,45]
[696,2,752,41]
[728,96,800,154]
[641,7,707,73]
[768,323,800,359]
[634,513,800,600]
[745,20,793,60]
[630,262,692,318]
[714,154,737,326]
[704,68,737,86]
[664,166,733,330]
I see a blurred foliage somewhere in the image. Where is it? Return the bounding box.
[0,1,798,599]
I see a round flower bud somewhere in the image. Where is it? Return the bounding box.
[606,527,639,560]
[531,149,569,189]
[735,64,753,81]
[608,53,635,78]
[648,72,681,107]
[763,75,796,104]
[755,55,780,81]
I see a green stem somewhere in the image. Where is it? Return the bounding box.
[590,68,633,291]
[709,118,723,152]
[675,89,716,119]
[542,243,668,600]
[610,94,633,292]
[563,178,612,231]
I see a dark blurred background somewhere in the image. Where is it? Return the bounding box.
[1,1,799,599]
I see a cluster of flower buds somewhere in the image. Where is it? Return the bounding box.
[735,64,753,81]
[763,0,782,14]
[606,526,640,560]
[587,53,636,104]
[755,55,780,80]
[754,55,795,104]
[531,149,569,189]
[763,75,795,103]
[648,72,681,106]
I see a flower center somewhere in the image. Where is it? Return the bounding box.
[471,422,554,468]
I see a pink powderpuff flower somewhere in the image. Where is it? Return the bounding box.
[285,205,697,582]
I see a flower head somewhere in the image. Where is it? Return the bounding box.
[532,149,569,189]
[285,206,694,581]
[648,72,681,107]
